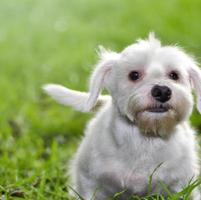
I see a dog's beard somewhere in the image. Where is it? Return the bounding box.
[134,110,179,137]
[126,101,185,137]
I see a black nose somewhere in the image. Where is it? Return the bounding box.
[151,85,172,103]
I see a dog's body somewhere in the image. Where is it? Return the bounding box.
[71,100,199,199]
[44,34,200,199]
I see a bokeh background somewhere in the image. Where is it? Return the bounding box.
[0,0,201,199]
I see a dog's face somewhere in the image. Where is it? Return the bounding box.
[109,45,193,136]
[86,34,201,136]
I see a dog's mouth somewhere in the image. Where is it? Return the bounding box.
[145,104,170,113]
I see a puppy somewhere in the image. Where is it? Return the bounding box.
[43,33,200,199]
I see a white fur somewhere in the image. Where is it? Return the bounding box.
[43,84,110,112]
[44,34,200,199]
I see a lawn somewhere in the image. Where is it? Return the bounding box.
[0,0,201,199]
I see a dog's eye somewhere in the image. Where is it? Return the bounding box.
[169,71,179,81]
[129,71,141,81]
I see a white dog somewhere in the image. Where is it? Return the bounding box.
[43,33,200,199]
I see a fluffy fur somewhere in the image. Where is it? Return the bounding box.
[43,33,200,199]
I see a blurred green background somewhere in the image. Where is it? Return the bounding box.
[0,0,201,199]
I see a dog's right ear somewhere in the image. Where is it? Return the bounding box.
[85,46,119,111]
[189,61,201,114]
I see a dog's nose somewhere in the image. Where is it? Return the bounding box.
[151,85,172,103]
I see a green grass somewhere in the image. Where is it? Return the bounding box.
[0,0,201,199]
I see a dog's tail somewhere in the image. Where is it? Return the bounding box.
[43,84,110,112]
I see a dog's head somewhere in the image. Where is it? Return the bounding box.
[86,33,201,136]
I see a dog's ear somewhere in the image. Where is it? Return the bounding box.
[85,46,119,111]
[189,61,201,113]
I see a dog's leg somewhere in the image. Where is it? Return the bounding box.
[191,188,201,200]
[72,171,108,200]
[43,84,110,112]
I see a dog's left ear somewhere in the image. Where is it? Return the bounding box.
[189,61,201,113]
[85,46,119,111]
